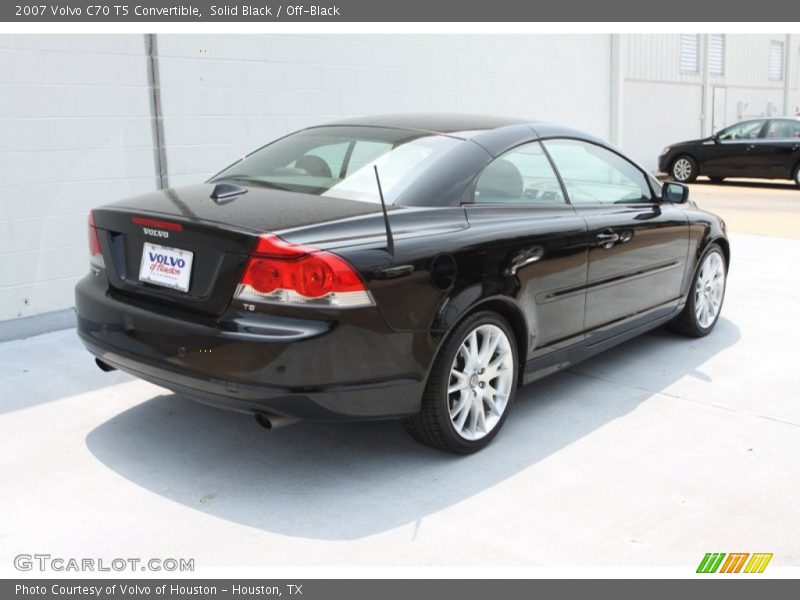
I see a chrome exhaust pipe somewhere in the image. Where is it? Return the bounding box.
[254,412,299,430]
[95,358,117,372]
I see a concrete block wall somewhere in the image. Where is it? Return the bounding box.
[0,35,157,321]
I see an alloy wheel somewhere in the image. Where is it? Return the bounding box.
[673,158,693,182]
[447,324,514,441]
[694,251,726,329]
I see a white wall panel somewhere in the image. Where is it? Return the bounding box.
[622,81,703,171]
[156,34,613,187]
[0,35,156,321]
[724,34,788,89]
[723,87,785,124]
[625,34,703,85]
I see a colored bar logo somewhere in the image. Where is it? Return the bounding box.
[697,553,773,573]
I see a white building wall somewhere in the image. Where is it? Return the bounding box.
[722,34,789,89]
[784,36,800,115]
[625,34,704,85]
[0,35,157,321]
[156,34,613,187]
[622,81,703,172]
[720,34,790,123]
[622,33,799,171]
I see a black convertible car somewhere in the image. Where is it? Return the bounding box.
[659,117,800,186]
[76,114,729,453]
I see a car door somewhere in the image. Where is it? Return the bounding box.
[758,119,800,178]
[542,138,690,342]
[464,141,588,357]
[704,119,767,177]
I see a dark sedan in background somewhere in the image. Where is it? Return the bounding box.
[660,116,800,187]
[76,114,729,453]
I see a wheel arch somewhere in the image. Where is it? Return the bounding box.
[714,236,731,268]
[698,232,730,270]
[685,234,730,297]
[434,293,530,386]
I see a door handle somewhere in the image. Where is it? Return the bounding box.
[747,144,756,151]
[596,231,620,249]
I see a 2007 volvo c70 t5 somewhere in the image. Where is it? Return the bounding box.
[76,114,729,453]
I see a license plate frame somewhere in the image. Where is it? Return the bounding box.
[138,242,194,293]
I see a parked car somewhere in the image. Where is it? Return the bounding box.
[76,114,729,453]
[659,117,800,187]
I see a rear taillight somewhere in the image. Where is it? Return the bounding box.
[88,211,105,269]
[234,234,373,308]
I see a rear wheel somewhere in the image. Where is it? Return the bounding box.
[671,156,698,183]
[668,244,727,337]
[403,311,518,454]
[793,163,800,189]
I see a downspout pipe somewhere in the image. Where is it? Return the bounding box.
[145,34,168,190]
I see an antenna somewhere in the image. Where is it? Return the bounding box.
[373,165,395,257]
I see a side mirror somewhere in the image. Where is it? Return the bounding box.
[662,181,689,203]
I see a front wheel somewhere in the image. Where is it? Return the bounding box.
[671,156,698,183]
[793,164,800,189]
[668,244,727,337]
[402,311,518,454]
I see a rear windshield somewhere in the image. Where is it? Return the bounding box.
[211,126,462,205]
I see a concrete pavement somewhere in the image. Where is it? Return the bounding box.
[688,178,799,239]
[1,232,798,570]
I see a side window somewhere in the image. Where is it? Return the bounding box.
[543,139,652,205]
[718,120,765,140]
[764,120,800,139]
[474,141,565,205]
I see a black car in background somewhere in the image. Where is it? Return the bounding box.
[76,114,729,453]
[659,117,800,187]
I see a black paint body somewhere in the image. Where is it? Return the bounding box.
[658,117,800,180]
[76,115,729,420]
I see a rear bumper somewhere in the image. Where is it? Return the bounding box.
[75,273,432,420]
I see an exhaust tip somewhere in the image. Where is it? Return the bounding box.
[95,358,117,372]
[254,412,273,430]
[254,412,299,430]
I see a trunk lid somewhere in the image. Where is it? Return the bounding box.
[92,184,385,316]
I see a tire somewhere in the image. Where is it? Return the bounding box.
[671,155,699,183]
[668,244,727,337]
[793,163,800,189]
[402,311,518,454]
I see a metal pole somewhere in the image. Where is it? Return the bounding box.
[145,33,168,190]
[784,34,792,115]
[609,34,624,147]
[700,34,711,137]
